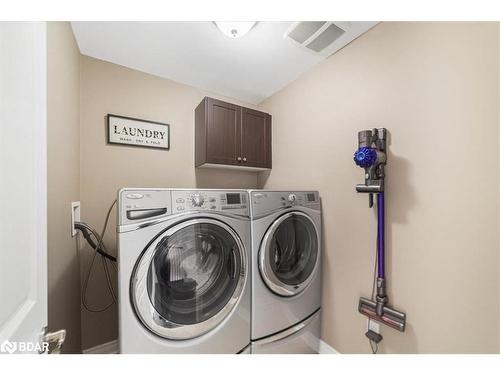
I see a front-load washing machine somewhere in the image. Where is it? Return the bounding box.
[117,188,251,353]
[249,190,322,354]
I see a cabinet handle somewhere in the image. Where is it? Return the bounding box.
[237,157,242,162]
[243,157,247,162]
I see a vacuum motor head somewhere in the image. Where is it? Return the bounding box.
[354,147,377,168]
[354,128,387,195]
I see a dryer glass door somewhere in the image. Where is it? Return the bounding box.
[131,219,245,340]
[259,212,319,297]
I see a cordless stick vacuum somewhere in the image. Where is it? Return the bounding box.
[354,128,406,334]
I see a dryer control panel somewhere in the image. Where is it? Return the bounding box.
[171,190,248,215]
[249,190,320,218]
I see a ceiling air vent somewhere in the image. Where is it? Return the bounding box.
[287,21,327,44]
[285,21,350,56]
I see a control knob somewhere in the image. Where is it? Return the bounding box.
[191,194,205,207]
[288,194,297,203]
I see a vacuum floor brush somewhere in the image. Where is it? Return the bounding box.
[353,128,406,334]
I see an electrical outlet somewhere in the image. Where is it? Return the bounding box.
[71,201,81,237]
[367,319,380,334]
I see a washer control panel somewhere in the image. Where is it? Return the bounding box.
[119,189,250,225]
[171,190,248,215]
[249,190,320,217]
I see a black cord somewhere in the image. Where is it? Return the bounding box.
[369,338,379,354]
[79,199,118,312]
[74,222,117,262]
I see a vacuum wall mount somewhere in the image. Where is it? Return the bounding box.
[354,128,406,333]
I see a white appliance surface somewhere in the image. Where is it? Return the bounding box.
[251,310,321,354]
[117,188,251,354]
[249,190,322,345]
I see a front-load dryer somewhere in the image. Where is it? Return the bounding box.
[249,190,322,354]
[117,188,251,353]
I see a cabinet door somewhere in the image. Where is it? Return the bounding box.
[241,108,272,168]
[206,98,241,165]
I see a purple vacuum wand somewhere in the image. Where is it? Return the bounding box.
[377,193,385,280]
[376,193,387,316]
[354,128,406,332]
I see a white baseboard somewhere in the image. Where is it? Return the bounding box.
[82,339,118,354]
[319,340,339,354]
[82,338,337,355]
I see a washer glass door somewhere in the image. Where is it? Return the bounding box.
[259,212,318,296]
[131,219,245,340]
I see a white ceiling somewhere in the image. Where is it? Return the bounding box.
[71,22,376,104]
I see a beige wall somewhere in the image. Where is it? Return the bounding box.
[259,22,500,353]
[47,22,81,353]
[79,56,259,350]
[498,24,500,353]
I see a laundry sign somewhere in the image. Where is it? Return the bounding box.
[107,114,170,150]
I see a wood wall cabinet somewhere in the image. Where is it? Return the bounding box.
[195,97,272,170]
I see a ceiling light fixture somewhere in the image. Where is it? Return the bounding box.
[214,22,257,39]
